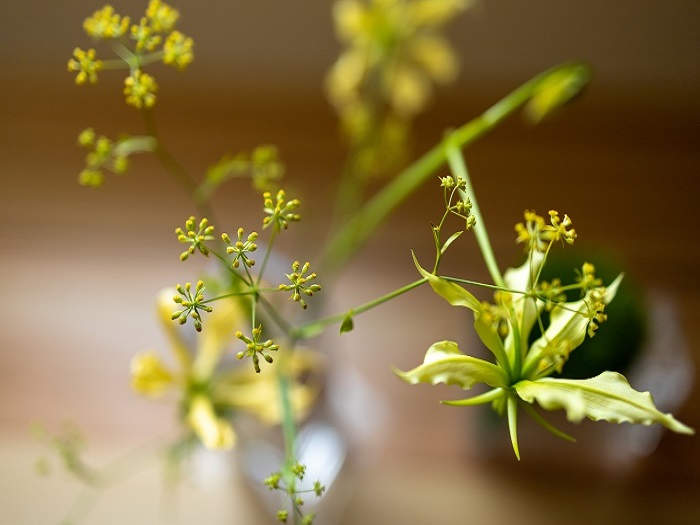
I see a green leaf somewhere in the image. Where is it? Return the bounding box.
[413,252,482,311]
[440,231,463,255]
[396,340,509,390]
[525,63,591,123]
[412,253,510,372]
[339,313,354,334]
[514,371,694,435]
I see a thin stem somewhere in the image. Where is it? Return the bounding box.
[441,276,522,295]
[141,109,216,222]
[445,145,505,288]
[521,403,576,442]
[321,62,585,273]
[292,277,427,339]
[256,228,278,287]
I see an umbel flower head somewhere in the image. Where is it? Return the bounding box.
[398,213,694,459]
[69,0,194,107]
[130,290,321,450]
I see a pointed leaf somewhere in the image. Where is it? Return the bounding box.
[413,252,481,312]
[514,371,694,434]
[413,253,509,368]
[441,231,464,255]
[396,340,509,390]
[340,313,354,334]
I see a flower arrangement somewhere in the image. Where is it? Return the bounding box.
[39,1,693,523]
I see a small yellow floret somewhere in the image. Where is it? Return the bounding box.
[146,0,180,33]
[67,48,102,85]
[131,17,162,51]
[83,5,130,39]
[163,31,194,70]
[123,70,158,108]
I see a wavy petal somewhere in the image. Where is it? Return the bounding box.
[396,340,509,389]
[514,371,694,435]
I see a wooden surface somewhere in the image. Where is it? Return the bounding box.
[2,1,700,523]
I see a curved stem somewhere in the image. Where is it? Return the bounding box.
[292,277,427,339]
[444,145,504,287]
[141,109,216,222]
[321,62,587,273]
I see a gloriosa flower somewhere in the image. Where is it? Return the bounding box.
[398,232,694,459]
[130,290,322,450]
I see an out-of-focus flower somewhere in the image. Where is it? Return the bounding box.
[67,48,103,85]
[130,289,321,450]
[163,31,194,70]
[83,5,131,39]
[123,70,158,108]
[326,0,471,178]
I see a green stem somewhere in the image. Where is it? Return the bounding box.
[276,350,301,525]
[292,277,427,339]
[141,109,216,221]
[445,146,505,288]
[321,62,586,273]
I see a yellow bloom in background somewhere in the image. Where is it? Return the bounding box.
[83,5,131,39]
[145,0,180,33]
[130,289,321,450]
[130,352,175,397]
[163,31,194,70]
[186,394,236,450]
[326,0,471,180]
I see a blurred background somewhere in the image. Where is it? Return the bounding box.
[2,1,699,523]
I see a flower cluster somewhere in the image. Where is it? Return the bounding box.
[172,280,212,332]
[75,127,156,187]
[130,292,321,450]
[515,209,576,252]
[222,228,258,269]
[265,462,325,524]
[123,70,158,109]
[262,190,302,231]
[67,48,102,85]
[279,261,322,310]
[236,325,280,373]
[176,216,215,260]
[69,1,194,107]
[326,0,470,177]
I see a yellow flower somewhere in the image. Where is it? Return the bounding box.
[83,5,130,39]
[67,48,103,85]
[123,70,158,108]
[145,0,180,33]
[130,289,322,450]
[163,31,194,70]
[327,0,469,117]
[130,352,175,397]
[131,17,162,52]
[326,0,470,178]
[186,394,236,450]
